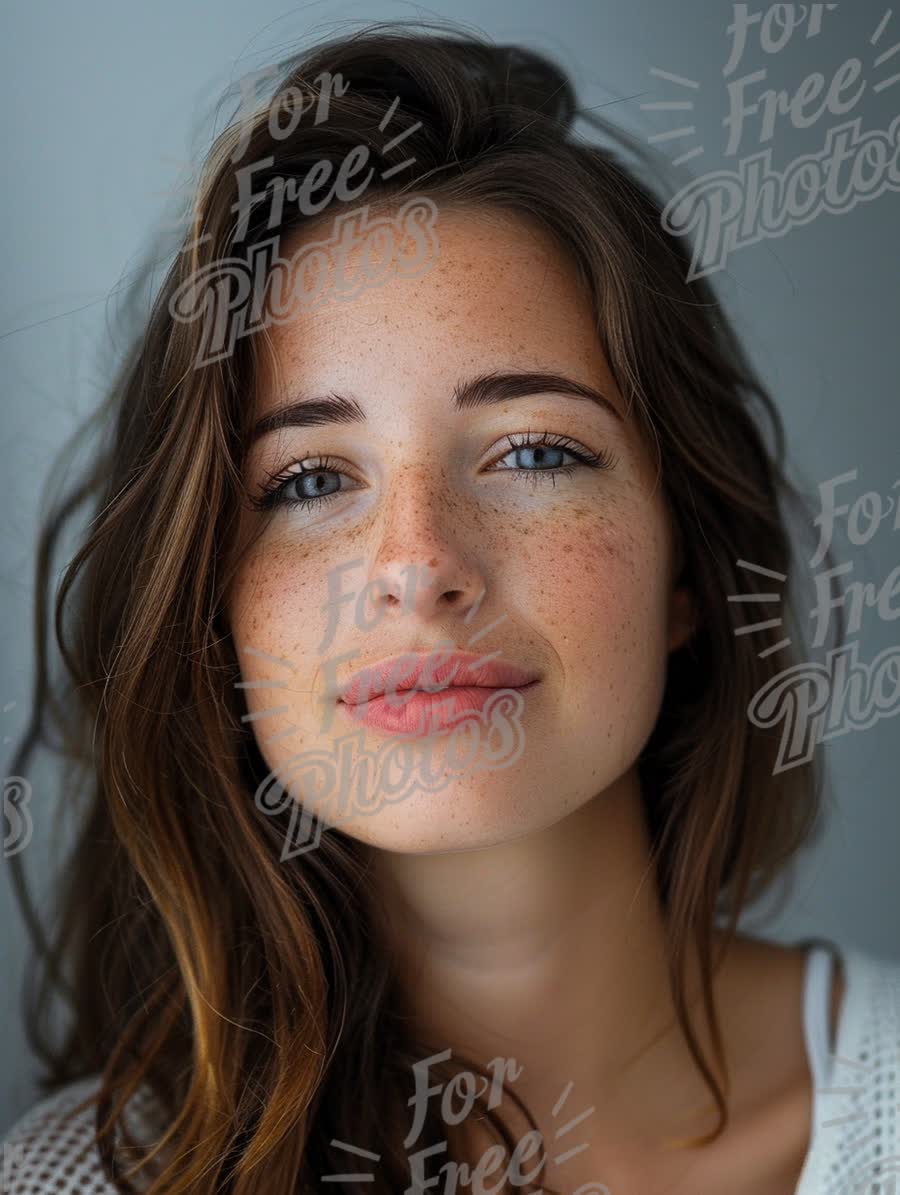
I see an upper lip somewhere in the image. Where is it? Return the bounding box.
[338,650,540,706]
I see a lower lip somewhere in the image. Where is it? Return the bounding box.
[338,683,538,738]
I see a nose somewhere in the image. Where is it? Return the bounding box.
[365,463,487,624]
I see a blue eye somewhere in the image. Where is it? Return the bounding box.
[249,433,617,512]
[249,456,356,513]
[487,431,617,487]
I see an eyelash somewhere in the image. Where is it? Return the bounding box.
[248,431,618,513]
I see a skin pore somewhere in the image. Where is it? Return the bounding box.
[224,205,844,1193]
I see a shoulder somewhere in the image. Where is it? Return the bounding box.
[1,1076,114,1193]
[802,944,900,1194]
[0,1075,160,1194]
[831,943,900,1059]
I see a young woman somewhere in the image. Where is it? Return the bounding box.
[3,21,898,1195]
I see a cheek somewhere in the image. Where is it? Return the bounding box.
[226,541,327,713]
[523,501,672,710]
[226,547,338,793]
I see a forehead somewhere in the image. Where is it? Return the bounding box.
[252,204,616,414]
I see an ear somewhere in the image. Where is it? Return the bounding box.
[667,584,696,653]
[666,514,696,653]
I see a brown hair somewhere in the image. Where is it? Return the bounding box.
[6,18,845,1192]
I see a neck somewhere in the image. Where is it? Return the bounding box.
[368,768,731,1155]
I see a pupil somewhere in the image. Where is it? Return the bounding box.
[298,470,338,499]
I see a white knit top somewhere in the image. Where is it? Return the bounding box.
[793,942,900,1194]
[2,941,898,1193]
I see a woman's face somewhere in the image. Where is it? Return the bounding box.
[225,204,694,855]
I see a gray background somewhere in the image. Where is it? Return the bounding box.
[1,0,898,1135]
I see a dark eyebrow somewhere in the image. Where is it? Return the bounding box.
[249,371,622,444]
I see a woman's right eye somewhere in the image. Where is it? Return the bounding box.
[249,457,356,512]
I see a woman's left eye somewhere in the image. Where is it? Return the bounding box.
[486,431,617,486]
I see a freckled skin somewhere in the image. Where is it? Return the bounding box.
[225,206,694,853]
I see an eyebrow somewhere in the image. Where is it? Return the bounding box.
[249,370,623,444]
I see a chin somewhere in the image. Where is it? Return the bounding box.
[317,774,586,855]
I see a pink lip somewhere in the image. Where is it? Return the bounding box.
[337,650,540,738]
[341,684,539,737]
[339,650,539,705]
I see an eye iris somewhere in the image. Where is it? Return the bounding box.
[297,470,339,498]
[518,445,564,468]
